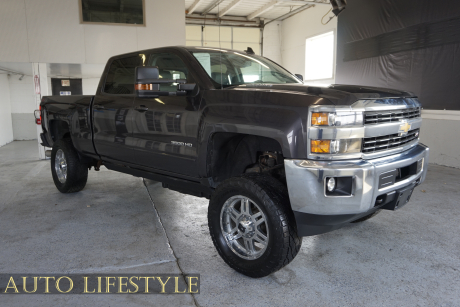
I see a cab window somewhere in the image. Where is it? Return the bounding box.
[104,54,146,94]
[148,53,193,92]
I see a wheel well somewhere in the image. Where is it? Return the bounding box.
[49,120,70,144]
[207,133,284,185]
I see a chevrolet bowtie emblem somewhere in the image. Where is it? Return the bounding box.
[398,121,411,136]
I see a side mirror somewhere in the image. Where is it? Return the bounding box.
[135,66,196,98]
[295,74,303,81]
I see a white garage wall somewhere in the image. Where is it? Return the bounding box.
[0,62,37,141]
[420,112,460,169]
[0,0,186,147]
[262,21,282,64]
[0,74,14,146]
[10,74,37,140]
[0,0,186,65]
[280,6,337,84]
[82,77,101,95]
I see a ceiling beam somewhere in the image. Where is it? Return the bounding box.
[279,3,315,20]
[247,0,279,20]
[218,0,244,17]
[201,0,226,16]
[186,13,262,27]
[186,0,205,15]
[277,0,330,5]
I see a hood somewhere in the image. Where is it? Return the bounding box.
[228,83,415,106]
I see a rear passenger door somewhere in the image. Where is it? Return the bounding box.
[92,54,145,162]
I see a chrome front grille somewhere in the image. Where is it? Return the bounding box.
[362,129,420,153]
[364,108,421,125]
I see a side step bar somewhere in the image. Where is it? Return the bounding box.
[105,163,213,199]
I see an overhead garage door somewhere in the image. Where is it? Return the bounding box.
[186,25,261,55]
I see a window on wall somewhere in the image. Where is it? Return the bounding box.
[80,0,144,25]
[305,31,335,81]
[186,25,261,55]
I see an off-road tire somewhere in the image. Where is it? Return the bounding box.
[351,210,381,223]
[208,174,302,278]
[51,138,88,193]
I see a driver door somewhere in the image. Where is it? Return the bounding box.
[131,51,201,176]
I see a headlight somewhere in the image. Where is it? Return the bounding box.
[311,139,362,154]
[311,111,363,126]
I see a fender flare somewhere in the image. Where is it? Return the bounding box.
[196,105,307,178]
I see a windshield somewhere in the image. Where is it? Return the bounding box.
[190,49,301,87]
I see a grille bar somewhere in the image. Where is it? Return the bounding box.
[364,108,421,124]
[362,129,420,153]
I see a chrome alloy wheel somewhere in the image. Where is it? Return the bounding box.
[55,149,67,183]
[220,195,269,260]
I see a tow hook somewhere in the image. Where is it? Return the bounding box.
[89,160,103,171]
[95,160,102,171]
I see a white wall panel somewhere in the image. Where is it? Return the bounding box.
[82,77,100,95]
[9,75,35,114]
[186,40,201,46]
[186,25,202,41]
[204,41,232,49]
[262,21,281,64]
[83,25,138,64]
[204,27,231,42]
[233,28,260,43]
[9,73,37,140]
[0,0,185,64]
[137,0,186,51]
[420,117,460,169]
[0,74,14,147]
[25,0,86,64]
[12,113,37,141]
[281,5,337,84]
[0,0,30,63]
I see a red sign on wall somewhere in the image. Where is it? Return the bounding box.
[34,75,40,95]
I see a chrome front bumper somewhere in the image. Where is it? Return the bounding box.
[285,144,429,216]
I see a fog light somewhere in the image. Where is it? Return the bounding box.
[327,177,336,192]
[417,158,424,173]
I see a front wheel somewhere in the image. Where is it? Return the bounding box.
[51,138,88,193]
[208,174,302,278]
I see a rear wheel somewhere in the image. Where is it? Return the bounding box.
[208,174,302,278]
[51,138,88,193]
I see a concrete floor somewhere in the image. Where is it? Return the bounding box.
[0,140,459,306]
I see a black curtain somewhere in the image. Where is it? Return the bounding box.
[335,0,460,110]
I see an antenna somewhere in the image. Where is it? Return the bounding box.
[244,47,255,55]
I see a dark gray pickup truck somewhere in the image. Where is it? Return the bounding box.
[38,46,429,277]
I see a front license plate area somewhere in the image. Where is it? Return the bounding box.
[380,184,416,211]
[394,186,414,210]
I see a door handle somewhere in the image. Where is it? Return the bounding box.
[135,105,149,112]
[93,104,105,110]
